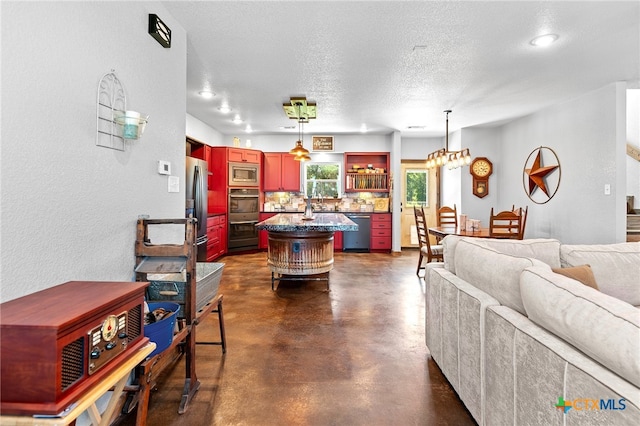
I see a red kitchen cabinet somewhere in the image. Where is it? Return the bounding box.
[333,231,343,251]
[344,152,390,193]
[263,153,300,192]
[259,213,277,249]
[229,147,260,164]
[370,213,391,251]
[207,214,227,261]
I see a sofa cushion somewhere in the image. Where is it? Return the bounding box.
[551,264,599,290]
[443,236,561,274]
[560,242,640,305]
[454,239,547,315]
[520,266,640,388]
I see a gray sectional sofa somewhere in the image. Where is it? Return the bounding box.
[425,237,640,425]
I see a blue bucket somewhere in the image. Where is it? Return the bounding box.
[144,302,180,357]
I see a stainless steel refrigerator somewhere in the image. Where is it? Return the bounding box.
[186,156,208,261]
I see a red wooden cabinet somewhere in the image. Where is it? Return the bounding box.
[259,213,277,249]
[333,231,343,251]
[207,214,227,261]
[344,152,390,193]
[370,213,391,251]
[229,147,260,164]
[263,153,300,192]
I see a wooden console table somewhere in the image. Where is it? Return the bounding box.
[0,342,156,426]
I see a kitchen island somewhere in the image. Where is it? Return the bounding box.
[255,213,358,290]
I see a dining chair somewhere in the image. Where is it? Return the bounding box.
[437,204,458,227]
[414,206,443,276]
[510,205,529,239]
[489,207,522,239]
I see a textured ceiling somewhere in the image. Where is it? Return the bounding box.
[162,1,640,137]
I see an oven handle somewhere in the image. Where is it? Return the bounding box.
[229,220,259,225]
[229,195,259,199]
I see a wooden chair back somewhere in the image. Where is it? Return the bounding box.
[510,205,529,239]
[414,206,443,275]
[415,206,431,250]
[437,204,458,227]
[489,207,522,239]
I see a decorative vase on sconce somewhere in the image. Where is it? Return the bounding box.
[114,110,149,140]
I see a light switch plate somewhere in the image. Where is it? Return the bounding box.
[604,184,611,195]
[168,176,179,192]
[158,160,171,175]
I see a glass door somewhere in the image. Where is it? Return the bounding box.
[400,162,438,247]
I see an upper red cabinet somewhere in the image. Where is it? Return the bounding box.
[229,147,260,164]
[263,153,301,192]
[344,152,390,192]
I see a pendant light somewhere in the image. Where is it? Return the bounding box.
[426,110,471,170]
[289,101,311,161]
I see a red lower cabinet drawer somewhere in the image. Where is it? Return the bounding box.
[371,228,391,238]
[371,236,391,250]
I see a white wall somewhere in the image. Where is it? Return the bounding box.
[497,83,627,244]
[627,90,640,210]
[186,113,225,146]
[458,127,502,222]
[440,130,463,209]
[226,133,393,153]
[1,2,187,301]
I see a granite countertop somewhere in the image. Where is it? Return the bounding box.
[255,213,358,232]
[261,210,389,214]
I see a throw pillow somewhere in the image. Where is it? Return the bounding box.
[551,264,599,290]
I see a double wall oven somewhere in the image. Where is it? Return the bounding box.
[228,188,259,252]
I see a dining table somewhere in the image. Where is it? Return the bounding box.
[428,225,492,240]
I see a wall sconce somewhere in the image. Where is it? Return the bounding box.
[114,110,149,140]
[96,70,149,150]
[148,14,171,48]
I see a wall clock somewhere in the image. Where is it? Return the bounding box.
[470,157,493,198]
[523,146,561,204]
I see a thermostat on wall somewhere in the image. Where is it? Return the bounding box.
[158,160,171,175]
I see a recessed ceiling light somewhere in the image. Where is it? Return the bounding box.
[279,126,297,130]
[407,125,426,130]
[530,34,558,47]
[199,90,215,99]
[360,124,368,133]
[232,116,243,124]
[218,105,231,114]
[245,125,252,133]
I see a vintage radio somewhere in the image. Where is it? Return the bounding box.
[0,280,149,415]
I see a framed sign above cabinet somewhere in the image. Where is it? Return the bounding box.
[470,157,493,198]
[312,135,334,152]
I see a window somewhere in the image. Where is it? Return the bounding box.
[404,169,428,207]
[304,162,341,198]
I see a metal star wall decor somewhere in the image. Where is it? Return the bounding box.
[522,146,561,204]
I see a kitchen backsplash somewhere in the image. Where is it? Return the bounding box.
[263,192,390,213]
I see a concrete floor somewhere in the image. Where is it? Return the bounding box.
[119,250,475,425]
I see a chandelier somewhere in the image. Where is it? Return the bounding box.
[426,110,471,170]
[285,97,315,162]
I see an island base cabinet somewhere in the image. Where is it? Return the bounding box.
[266,232,334,275]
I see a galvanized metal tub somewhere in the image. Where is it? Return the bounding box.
[266,231,334,275]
